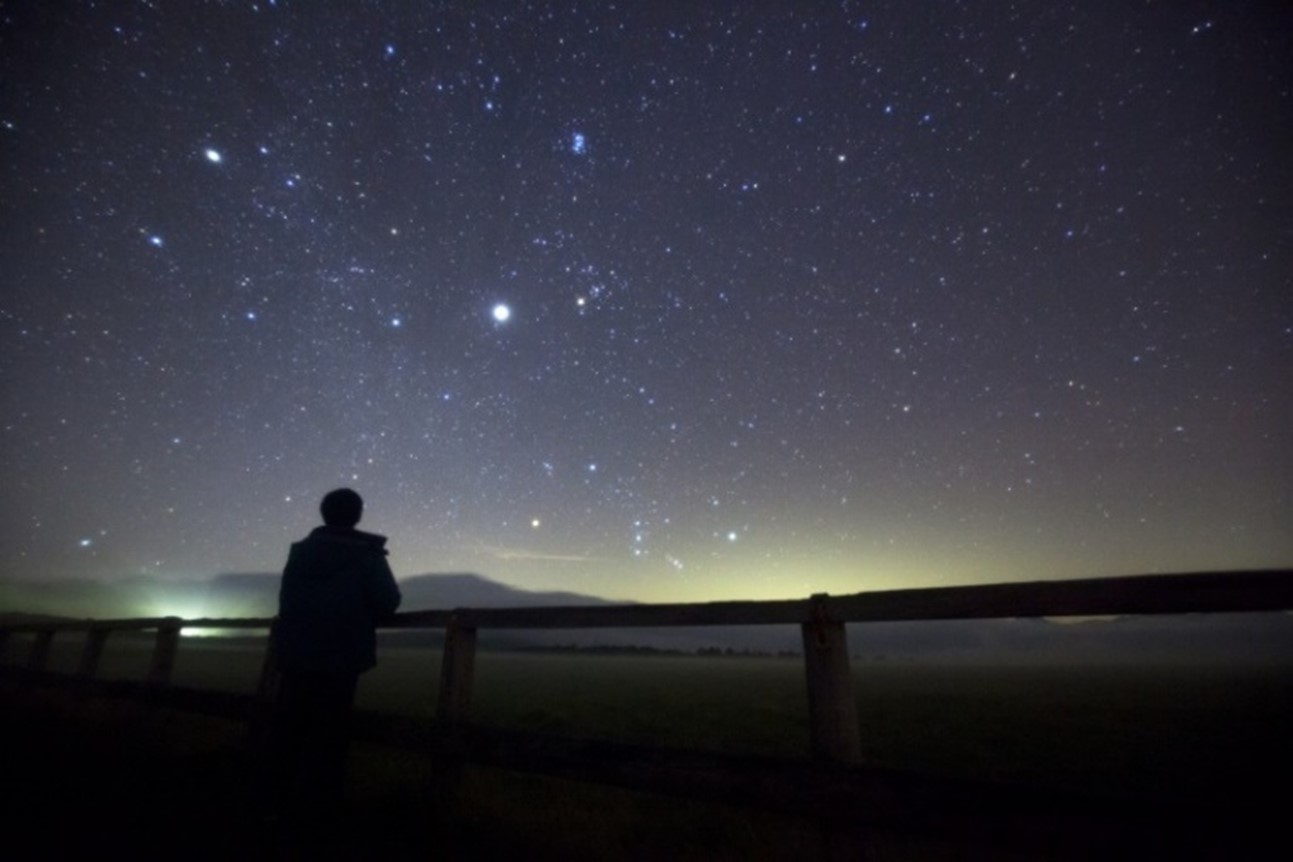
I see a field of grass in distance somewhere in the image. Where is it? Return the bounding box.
[4,636,1289,805]
[853,662,1292,801]
[366,647,1292,803]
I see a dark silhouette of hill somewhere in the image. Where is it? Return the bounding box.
[0,571,613,620]
[0,610,72,625]
[398,572,617,610]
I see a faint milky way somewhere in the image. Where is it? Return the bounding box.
[0,3,1289,603]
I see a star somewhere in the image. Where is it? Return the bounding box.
[492,303,511,323]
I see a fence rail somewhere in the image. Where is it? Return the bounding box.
[2,569,1291,808]
[5,569,1287,637]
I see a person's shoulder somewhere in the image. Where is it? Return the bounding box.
[308,526,388,554]
[351,529,388,549]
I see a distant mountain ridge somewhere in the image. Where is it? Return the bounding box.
[0,571,613,622]
[2,573,1290,663]
[399,573,618,611]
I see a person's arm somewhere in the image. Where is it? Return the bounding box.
[277,544,302,617]
[367,554,402,621]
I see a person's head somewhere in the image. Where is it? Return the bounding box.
[320,488,363,528]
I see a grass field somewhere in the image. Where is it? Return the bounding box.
[4,632,1290,805]
[3,632,1290,859]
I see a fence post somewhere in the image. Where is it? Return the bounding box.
[28,630,55,672]
[437,614,477,733]
[432,614,477,815]
[248,623,282,747]
[147,619,182,686]
[77,626,111,681]
[801,594,862,765]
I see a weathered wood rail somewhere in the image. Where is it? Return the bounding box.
[2,569,1291,827]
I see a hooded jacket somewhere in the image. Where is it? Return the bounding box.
[274,525,402,675]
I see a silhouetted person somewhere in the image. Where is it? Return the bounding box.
[266,487,401,821]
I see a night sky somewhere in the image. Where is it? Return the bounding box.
[2,2,1289,604]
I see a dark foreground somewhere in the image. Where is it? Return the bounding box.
[3,678,1287,861]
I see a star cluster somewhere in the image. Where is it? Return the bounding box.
[1,3,1288,602]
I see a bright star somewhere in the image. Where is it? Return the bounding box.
[205,148,222,163]
[492,303,511,322]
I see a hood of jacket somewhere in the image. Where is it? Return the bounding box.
[291,526,389,578]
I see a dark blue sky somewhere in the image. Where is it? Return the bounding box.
[2,2,1288,602]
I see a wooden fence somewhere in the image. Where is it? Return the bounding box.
[2,569,1291,824]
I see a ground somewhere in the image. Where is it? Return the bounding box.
[3,676,1287,861]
